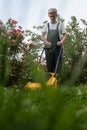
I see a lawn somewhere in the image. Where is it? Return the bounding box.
[0,84,87,130]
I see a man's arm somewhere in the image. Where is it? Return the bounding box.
[41,32,51,46]
[57,33,67,46]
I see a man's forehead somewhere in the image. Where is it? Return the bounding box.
[48,12,56,15]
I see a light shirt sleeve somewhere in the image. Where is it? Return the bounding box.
[58,22,66,40]
[41,23,48,38]
[41,23,48,33]
[60,22,66,34]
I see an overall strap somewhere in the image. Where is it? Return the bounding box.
[47,23,50,30]
[57,22,60,29]
[47,22,60,30]
[57,22,60,40]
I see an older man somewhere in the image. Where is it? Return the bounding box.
[41,8,67,75]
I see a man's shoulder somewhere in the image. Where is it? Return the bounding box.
[57,21,63,26]
[43,22,48,28]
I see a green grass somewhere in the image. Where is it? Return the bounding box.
[0,84,87,130]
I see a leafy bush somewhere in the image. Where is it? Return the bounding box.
[60,16,87,85]
[0,18,43,87]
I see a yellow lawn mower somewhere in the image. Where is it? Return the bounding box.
[24,47,62,90]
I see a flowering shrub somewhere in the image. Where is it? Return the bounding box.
[0,18,25,86]
[10,19,24,50]
[0,18,42,87]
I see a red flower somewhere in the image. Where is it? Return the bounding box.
[11,39,16,43]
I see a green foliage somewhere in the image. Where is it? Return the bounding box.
[0,85,87,130]
[0,40,10,84]
[60,16,87,85]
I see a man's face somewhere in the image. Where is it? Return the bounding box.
[48,12,57,23]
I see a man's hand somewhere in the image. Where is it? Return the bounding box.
[57,41,62,46]
[46,41,51,46]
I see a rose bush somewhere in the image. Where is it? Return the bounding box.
[0,18,26,86]
[0,18,42,87]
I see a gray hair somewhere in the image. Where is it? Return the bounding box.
[48,8,57,14]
